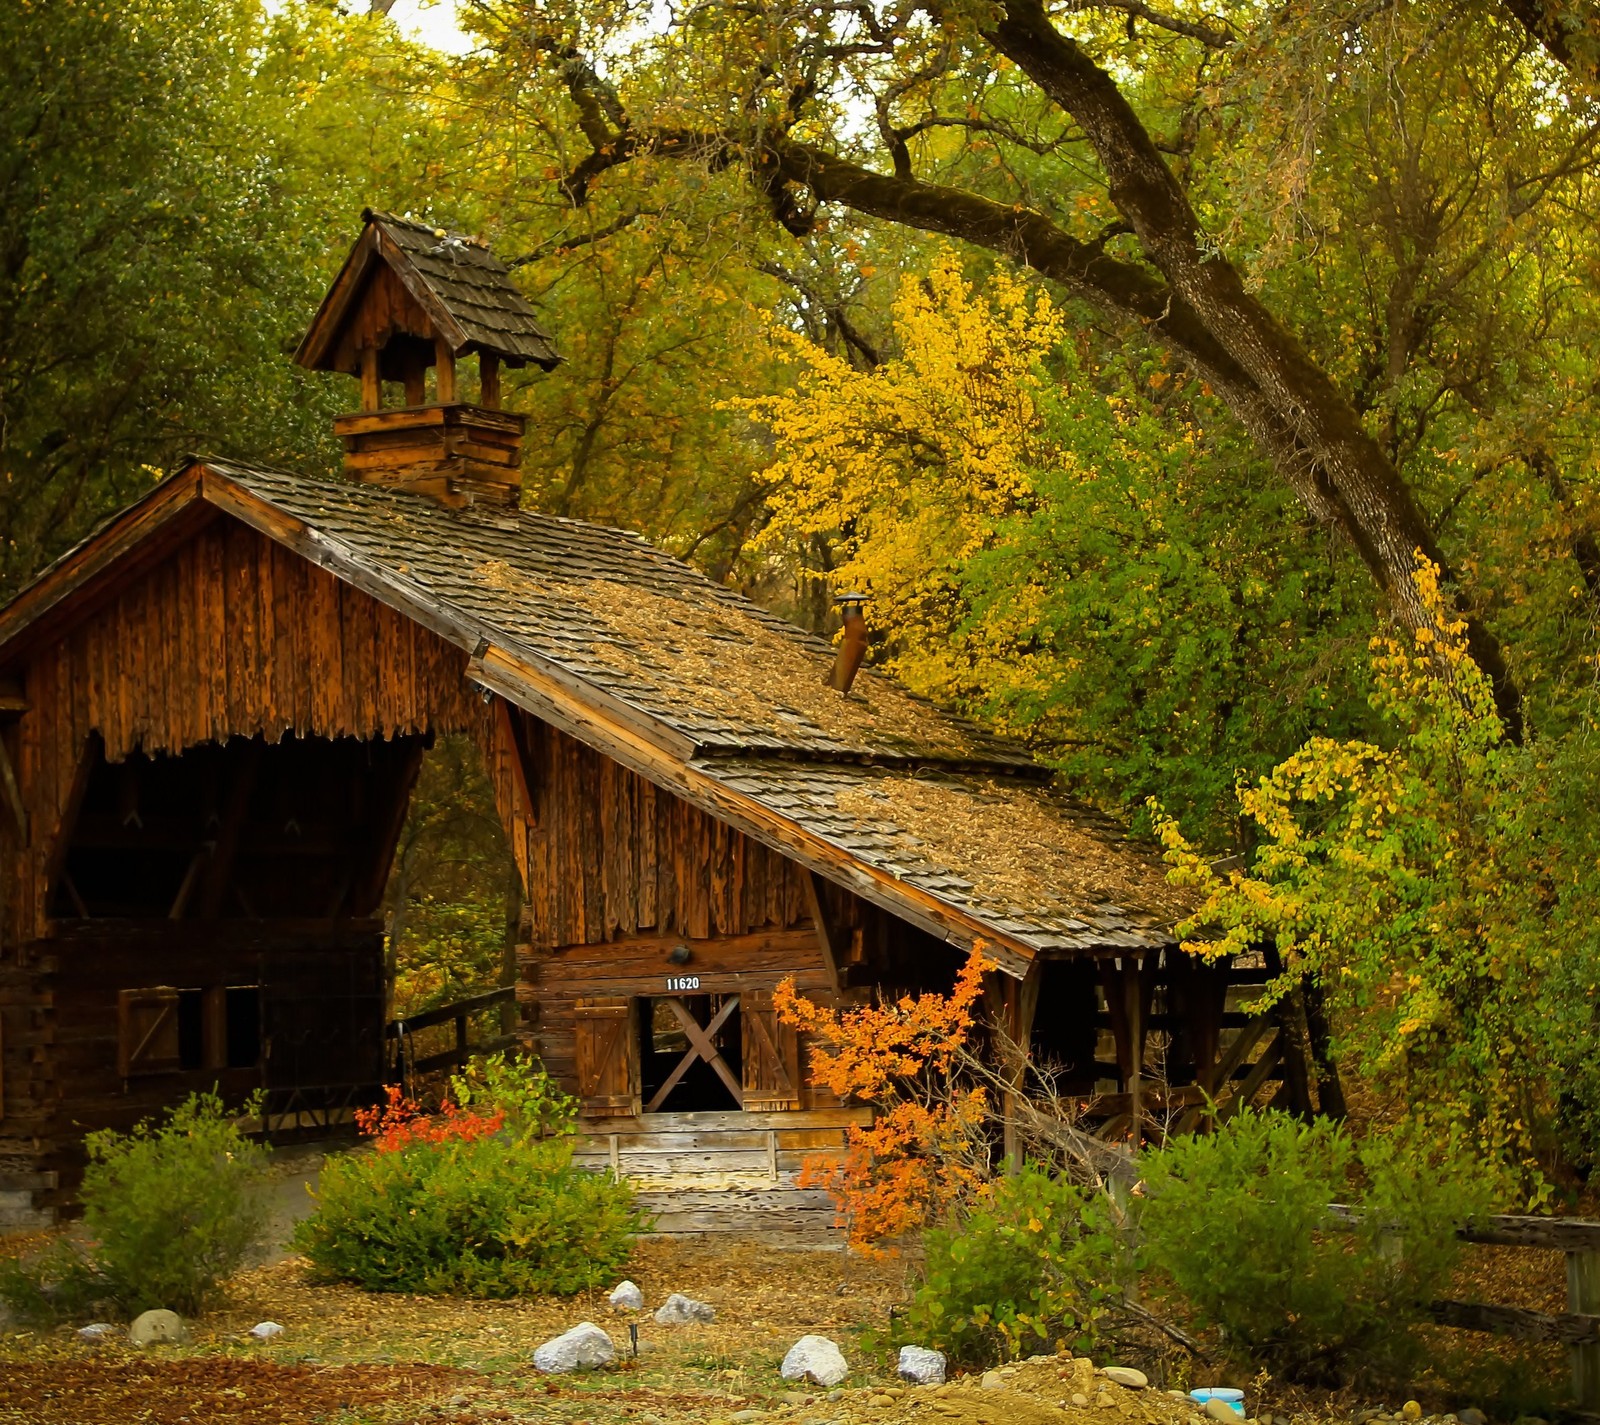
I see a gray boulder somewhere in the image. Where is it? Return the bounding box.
[896,1346,946,1386]
[249,1321,284,1341]
[77,1322,118,1344]
[533,1322,615,1373]
[608,1280,644,1312]
[129,1309,188,1347]
[781,1335,849,1388]
[654,1292,715,1324]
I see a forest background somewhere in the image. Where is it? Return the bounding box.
[7,0,1600,1190]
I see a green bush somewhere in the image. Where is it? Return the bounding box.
[0,1090,271,1321]
[896,1164,1128,1366]
[1137,1108,1493,1385]
[294,1057,645,1297]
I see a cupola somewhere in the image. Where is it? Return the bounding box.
[294,210,559,508]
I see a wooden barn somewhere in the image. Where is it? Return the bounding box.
[0,212,1317,1233]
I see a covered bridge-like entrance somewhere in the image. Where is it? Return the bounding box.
[0,213,1316,1233]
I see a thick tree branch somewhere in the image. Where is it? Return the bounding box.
[986,0,1522,737]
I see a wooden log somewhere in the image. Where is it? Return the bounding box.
[434,338,456,403]
[1572,1245,1600,1408]
[1426,1297,1600,1347]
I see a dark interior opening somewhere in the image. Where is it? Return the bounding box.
[51,731,426,920]
[226,987,263,1069]
[639,994,742,1112]
[176,989,204,1071]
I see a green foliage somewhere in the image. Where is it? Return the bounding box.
[1138,1109,1493,1386]
[295,1058,643,1297]
[1158,575,1600,1179]
[896,1165,1126,1367]
[0,1091,270,1321]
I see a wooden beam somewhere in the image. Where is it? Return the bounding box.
[434,338,457,403]
[194,741,263,918]
[801,871,843,995]
[0,734,24,844]
[360,347,381,412]
[0,679,25,714]
[480,353,501,408]
[1002,961,1043,1170]
[402,351,427,407]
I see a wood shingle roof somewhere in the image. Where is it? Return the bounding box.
[0,458,1186,972]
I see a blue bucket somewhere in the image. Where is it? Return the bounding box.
[1190,1389,1246,1418]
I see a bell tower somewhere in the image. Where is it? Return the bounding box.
[294,210,560,509]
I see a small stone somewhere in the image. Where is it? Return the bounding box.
[1206,1401,1243,1424]
[781,1392,813,1405]
[77,1322,117,1343]
[826,1389,845,1401]
[781,1336,849,1388]
[1458,1412,1487,1425]
[1403,1406,1423,1423]
[129,1309,188,1347]
[533,1322,615,1373]
[1097,1394,1116,1410]
[869,1398,895,1410]
[897,1346,947,1386]
[1103,1367,1148,1390]
[1072,1394,1091,1408]
[731,1412,767,1422]
[981,1371,1006,1390]
[608,1280,644,1312]
[654,1292,715,1324]
[249,1321,284,1341]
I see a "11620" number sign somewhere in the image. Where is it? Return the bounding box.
[664,975,701,992]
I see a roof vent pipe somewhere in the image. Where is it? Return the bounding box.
[823,592,869,694]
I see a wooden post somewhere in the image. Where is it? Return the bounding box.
[1571,1245,1600,1410]
[359,347,381,411]
[1125,961,1143,1148]
[435,338,457,403]
[403,352,427,407]
[1001,964,1042,1172]
[479,352,500,408]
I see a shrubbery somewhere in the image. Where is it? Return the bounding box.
[1138,1108,1492,1385]
[0,1090,271,1321]
[897,1165,1128,1366]
[294,1054,645,1297]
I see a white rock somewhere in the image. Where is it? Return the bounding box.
[780,1335,849,1388]
[653,1292,715,1324]
[1104,1366,1149,1390]
[897,1346,947,1386]
[608,1280,644,1312]
[981,1371,1007,1390]
[249,1321,284,1341]
[533,1322,615,1373]
[77,1322,117,1343]
[129,1309,188,1347]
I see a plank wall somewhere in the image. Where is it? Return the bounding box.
[2,514,484,948]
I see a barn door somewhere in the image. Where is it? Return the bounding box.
[741,989,801,1111]
[117,987,183,1077]
[575,997,641,1117]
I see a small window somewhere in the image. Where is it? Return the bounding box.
[118,985,262,1078]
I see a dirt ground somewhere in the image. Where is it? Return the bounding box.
[0,1146,1574,1425]
[0,1234,1292,1425]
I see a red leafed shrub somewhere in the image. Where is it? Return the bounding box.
[354,1085,505,1153]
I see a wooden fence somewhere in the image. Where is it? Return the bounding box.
[1329,1206,1599,1416]
[385,985,516,1094]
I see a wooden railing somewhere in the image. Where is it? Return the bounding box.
[385,986,517,1093]
[1328,1205,1600,1416]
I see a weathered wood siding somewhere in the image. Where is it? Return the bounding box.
[2,514,483,948]
[482,707,833,1102]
